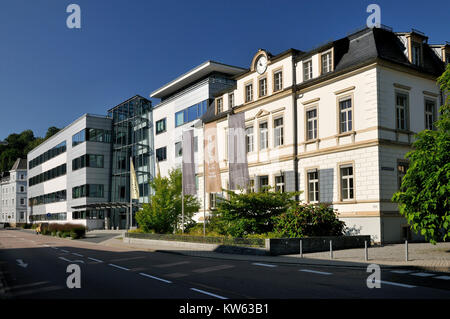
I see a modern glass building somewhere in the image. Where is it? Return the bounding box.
[107,95,155,229]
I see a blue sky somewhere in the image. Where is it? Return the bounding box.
[0,0,448,140]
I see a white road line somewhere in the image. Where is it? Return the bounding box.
[299,269,332,275]
[193,265,234,273]
[434,276,450,280]
[390,270,413,274]
[58,257,72,262]
[50,247,58,250]
[154,261,190,268]
[108,264,130,271]
[252,263,277,268]
[139,273,172,284]
[87,257,103,263]
[190,288,228,300]
[410,272,435,277]
[375,280,416,288]
[60,249,69,253]
[71,253,83,257]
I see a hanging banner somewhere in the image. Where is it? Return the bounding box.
[204,122,222,193]
[182,129,197,195]
[228,112,249,190]
[130,159,140,199]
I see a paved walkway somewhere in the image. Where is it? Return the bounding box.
[92,231,450,273]
[12,229,450,273]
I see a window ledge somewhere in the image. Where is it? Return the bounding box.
[304,138,319,145]
[336,131,355,138]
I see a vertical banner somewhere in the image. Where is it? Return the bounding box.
[204,122,222,193]
[182,129,196,195]
[130,159,140,199]
[228,112,249,190]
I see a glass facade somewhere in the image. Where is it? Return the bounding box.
[29,141,66,169]
[175,100,208,127]
[107,96,154,229]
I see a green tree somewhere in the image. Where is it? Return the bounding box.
[44,127,61,140]
[392,64,450,244]
[274,203,346,238]
[135,168,200,233]
[212,188,301,237]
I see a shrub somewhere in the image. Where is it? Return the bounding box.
[274,203,346,238]
[213,188,301,237]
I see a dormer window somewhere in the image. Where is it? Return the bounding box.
[303,59,313,81]
[321,50,333,74]
[411,42,422,66]
[228,93,234,108]
[216,98,223,114]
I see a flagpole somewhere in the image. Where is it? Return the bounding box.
[130,156,132,230]
[203,123,206,237]
[181,131,185,234]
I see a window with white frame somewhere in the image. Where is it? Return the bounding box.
[397,161,409,191]
[307,169,319,203]
[229,93,234,108]
[246,126,254,153]
[306,108,318,140]
[259,77,267,97]
[321,51,332,74]
[216,98,223,114]
[339,98,353,133]
[247,179,255,193]
[274,70,283,92]
[411,42,421,66]
[425,99,436,130]
[340,165,354,201]
[259,175,269,192]
[259,122,268,150]
[275,175,285,193]
[175,141,182,158]
[303,59,312,81]
[396,92,409,130]
[20,198,25,206]
[274,117,284,147]
[209,193,217,209]
[245,83,253,102]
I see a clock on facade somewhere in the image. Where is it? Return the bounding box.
[256,55,268,74]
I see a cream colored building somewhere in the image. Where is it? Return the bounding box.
[201,27,447,243]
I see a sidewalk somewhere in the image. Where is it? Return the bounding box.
[95,232,450,273]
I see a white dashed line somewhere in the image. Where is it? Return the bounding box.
[252,263,277,268]
[60,249,69,253]
[108,264,130,271]
[299,269,332,275]
[434,276,450,280]
[87,257,103,263]
[58,257,72,262]
[71,253,83,257]
[375,280,416,288]
[139,273,172,284]
[190,288,228,299]
[410,272,435,277]
[390,270,413,274]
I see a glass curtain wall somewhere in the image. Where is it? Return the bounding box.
[107,96,154,229]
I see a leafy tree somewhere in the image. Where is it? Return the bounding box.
[135,168,200,234]
[274,203,346,238]
[211,188,301,237]
[392,64,450,244]
[44,126,61,140]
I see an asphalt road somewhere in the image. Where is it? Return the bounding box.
[1,229,449,300]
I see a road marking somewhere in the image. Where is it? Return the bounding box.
[410,272,435,277]
[299,269,332,275]
[87,257,103,263]
[375,280,416,288]
[58,257,72,262]
[193,265,234,273]
[60,249,69,253]
[50,247,58,250]
[139,273,172,284]
[390,270,413,274]
[190,288,228,299]
[434,276,450,280]
[71,253,83,257]
[58,257,84,264]
[16,259,28,268]
[165,272,189,278]
[108,264,130,271]
[252,263,277,268]
[154,261,190,268]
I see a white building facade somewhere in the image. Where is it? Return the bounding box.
[204,27,447,243]
[0,159,28,225]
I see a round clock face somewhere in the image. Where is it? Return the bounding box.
[256,55,267,74]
